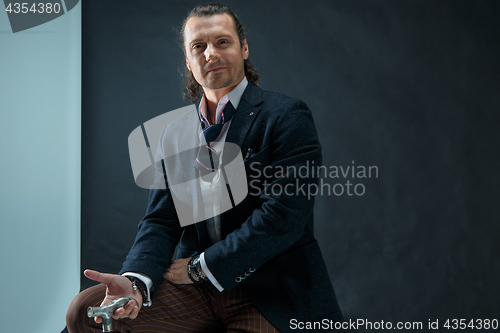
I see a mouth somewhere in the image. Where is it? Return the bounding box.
[207,66,227,73]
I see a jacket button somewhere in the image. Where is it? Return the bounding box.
[245,271,251,276]
[249,267,256,272]
[240,275,246,280]
[235,277,242,283]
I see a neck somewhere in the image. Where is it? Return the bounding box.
[203,76,244,119]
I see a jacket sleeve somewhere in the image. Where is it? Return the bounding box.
[204,99,323,290]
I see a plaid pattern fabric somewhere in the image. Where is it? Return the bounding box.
[67,278,280,333]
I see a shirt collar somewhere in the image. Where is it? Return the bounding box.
[199,76,248,124]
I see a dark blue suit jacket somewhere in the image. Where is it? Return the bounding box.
[120,82,343,332]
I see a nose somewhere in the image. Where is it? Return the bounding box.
[204,43,220,62]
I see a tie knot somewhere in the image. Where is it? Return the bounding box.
[200,101,235,145]
[194,101,236,180]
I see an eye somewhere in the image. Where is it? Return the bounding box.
[219,39,229,45]
[191,44,205,53]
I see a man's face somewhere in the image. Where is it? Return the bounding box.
[183,13,249,92]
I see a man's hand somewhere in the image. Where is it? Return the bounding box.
[163,257,202,284]
[84,269,142,323]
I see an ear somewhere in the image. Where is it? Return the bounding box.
[242,39,249,60]
[185,58,191,71]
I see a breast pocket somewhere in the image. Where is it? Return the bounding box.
[241,146,271,200]
[242,145,269,178]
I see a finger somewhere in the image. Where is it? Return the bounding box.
[129,306,140,320]
[112,300,137,320]
[94,316,102,324]
[112,305,138,320]
[124,300,137,312]
[112,306,137,320]
[112,306,127,320]
[84,269,116,286]
[164,272,173,281]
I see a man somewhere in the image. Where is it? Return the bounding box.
[67,3,343,332]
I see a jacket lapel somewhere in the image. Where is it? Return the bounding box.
[225,82,264,149]
[220,83,263,236]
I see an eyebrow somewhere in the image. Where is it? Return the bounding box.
[189,34,234,46]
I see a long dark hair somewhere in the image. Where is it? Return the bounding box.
[179,3,259,102]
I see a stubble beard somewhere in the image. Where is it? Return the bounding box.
[204,73,234,90]
[203,63,245,90]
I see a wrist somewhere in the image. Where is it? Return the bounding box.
[188,254,207,284]
[125,276,148,305]
[130,289,143,307]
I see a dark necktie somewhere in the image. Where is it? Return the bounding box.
[193,101,236,181]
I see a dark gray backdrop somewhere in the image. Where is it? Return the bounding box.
[78,0,500,331]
